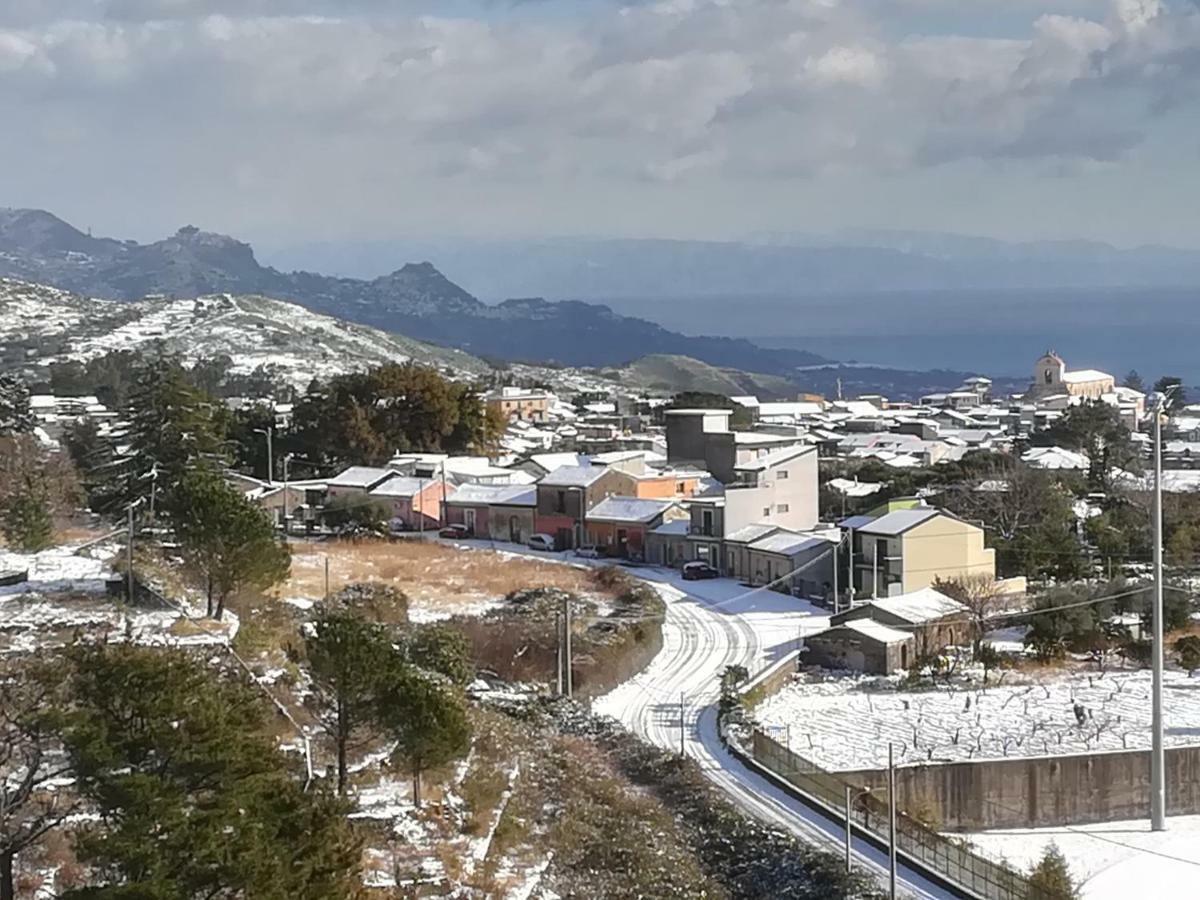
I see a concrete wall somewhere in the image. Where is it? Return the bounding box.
[803,630,910,675]
[842,744,1200,830]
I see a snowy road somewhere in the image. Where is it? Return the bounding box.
[593,568,957,900]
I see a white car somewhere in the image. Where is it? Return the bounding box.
[527,533,556,552]
[574,545,600,559]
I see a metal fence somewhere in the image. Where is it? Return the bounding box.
[749,729,1031,900]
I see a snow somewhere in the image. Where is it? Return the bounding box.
[0,547,111,596]
[964,813,1200,900]
[849,588,966,625]
[823,619,912,644]
[755,669,1200,770]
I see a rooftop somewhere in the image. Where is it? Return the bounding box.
[539,464,609,487]
[444,483,537,507]
[327,466,397,489]
[853,507,942,536]
[851,588,967,625]
[724,524,780,544]
[817,619,912,645]
[586,496,678,523]
[748,531,829,557]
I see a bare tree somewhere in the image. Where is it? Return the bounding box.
[932,573,1008,655]
[0,655,78,900]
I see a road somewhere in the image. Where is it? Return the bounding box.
[593,567,956,900]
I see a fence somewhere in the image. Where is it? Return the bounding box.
[747,728,1031,900]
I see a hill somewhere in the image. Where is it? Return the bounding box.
[608,354,798,399]
[0,278,490,388]
[0,209,833,376]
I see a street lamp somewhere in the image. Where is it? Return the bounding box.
[253,426,274,484]
[1149,388,1174,832]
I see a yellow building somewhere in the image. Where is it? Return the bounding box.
[849,506,997,597]
[1031,351,1115,401]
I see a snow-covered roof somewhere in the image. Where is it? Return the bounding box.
[1063,369,1113,384]
[527,452,584,472]
[539,465,608,487]
[368,476,429,498]
[817,619,912,645]
[328,466,397,489]
[854,507,941,536]
[651,520,690,536]
[827,477,883,498]
[748,531,829,557]
[838,514,877,530]
[734,444,813,472]
[855,588,967,625]
[586,496,677,523]
[724,524,779,544]
[444,483,537,507]
[1022,446,1090,470]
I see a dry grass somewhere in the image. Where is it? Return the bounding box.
[276,539,612,617]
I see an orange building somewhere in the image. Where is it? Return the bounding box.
[633,469,706,500]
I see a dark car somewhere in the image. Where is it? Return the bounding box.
[682,561,719,581]
[439,523,470,539]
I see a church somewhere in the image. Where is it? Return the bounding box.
[1028,351,1115,401]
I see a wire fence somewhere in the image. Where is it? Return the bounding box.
[748,728,1031,900]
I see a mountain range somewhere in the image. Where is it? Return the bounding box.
[0,208,831,376]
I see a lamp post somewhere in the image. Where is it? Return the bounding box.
[254,426,274,484]
[1150,389,1172,831]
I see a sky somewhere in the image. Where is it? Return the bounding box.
[0,0,1198,248]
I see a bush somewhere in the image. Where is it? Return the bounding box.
[328,581,409,626]
[1027,843,1079,900]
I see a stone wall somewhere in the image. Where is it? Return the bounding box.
[842,744,1200,830]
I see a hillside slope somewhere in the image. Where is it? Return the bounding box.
[0,209,833,375]
[609,354,798,398]
[0,278,490,386]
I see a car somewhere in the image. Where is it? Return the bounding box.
[574,545,601,559]
[527,533,556,552]
[682,561,719,581]
[439,523,470,539]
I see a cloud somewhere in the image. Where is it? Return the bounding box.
[0,0,1196,239]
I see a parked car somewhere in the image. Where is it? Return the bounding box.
[528,533,556,552]
[574,545,600,559]
[439,523,470,539]
[682,561,719,581]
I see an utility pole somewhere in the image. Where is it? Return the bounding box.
[845,785,853,874]
[555,608,564,696]
[324,556,330,601]
[282,453,293,537]
[679,691,686,757]
[847,526,856,605]
[126,503,135,603]
[832,536,840,614]
[147,465,158,524]
[1151,391,1167,831]
[872,543,879,600]
[888,742,897,900]
[564,592,573,698]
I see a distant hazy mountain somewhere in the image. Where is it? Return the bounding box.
[261,232,1200,303]
[0,208,832,376]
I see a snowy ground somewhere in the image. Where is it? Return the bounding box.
[964,813,1200,900]
[755,668,1200,770]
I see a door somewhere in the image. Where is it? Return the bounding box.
[464,508,476,535]
[509,515,520,543]
[617,528,628,557]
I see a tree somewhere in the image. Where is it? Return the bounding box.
[60,644,361,899]
[932,574,1006,653]
[62,419,123,514]
[1023,589,1096,663]
[305,607,404,794]
[1026,842,1079,900]
[0,375,34,437]
[1122,370,1145,392]
[0,435,81,549]
[169,468,291,619]
[1,488,52,552]
[0,655,78,900]
[976,643,1002,685]
[1043,400,1139,492]
[1175,636,1200,676]
[405,623,474,686]
[1152,376,1186,412]
[322,493,391,536]
[379,668,471,808]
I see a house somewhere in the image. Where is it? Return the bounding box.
[645,520,691,568]
[513,452,585,480]
[804,620,915,675]
[584,496,685,558]
[664,408,805,484]
[844,505,996,597]
[367,476,451,530]
[739,528,836,597]
[534,465,637,549]
[1027,352,1115,401]
[485,386,554,423]
[444,483,537,543]
[633,467,709,500]
[326,466,399,500]
[831,587,969,657]
[724,444,819,533]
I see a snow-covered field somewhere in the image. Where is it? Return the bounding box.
[755,669,1200,770]
[965,813,1200,900]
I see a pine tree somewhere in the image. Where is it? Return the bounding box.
[405,623,474,686]
[1026,842,1079,900]
[169,468,290,618]
[0,482,53,552]
[60,644,362,899]
[379,667,471,808]
[0,375,34,437]
[306,607,405,794]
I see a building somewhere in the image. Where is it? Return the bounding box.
[534,465,637,549]
[831,587,969,657]
[367,476,451,530]
[664,408,806,484]
[485,386,554,423]
[584,496,685,558]
[1028,352,1115,401]
[325,466,399,500]
[443,483,537,543]
[804,620,915,675]
[843,505,996,597]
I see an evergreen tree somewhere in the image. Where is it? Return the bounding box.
[0,374,34,437]
[1044,400,1138,492]
[168,468,290,619]
[59,644,361,900]
[0,483,53,552]
[0,436,80,550]
[305,607,405,794]
[405,623,474,686]
[1122,370,1145,392]
[1026,842,1079,900]
[1175,635,1200,676]
[379,667,471,808]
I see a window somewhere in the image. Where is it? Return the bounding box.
[777,503,789,513]
[554,490,567,513]
[675,482,685,494]
[777,470,788,479]
[701,509,714,536]
[763,507,771,517]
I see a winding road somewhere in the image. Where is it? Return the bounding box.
[593,567,956,900]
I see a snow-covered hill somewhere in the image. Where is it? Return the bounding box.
[0,277,490,386]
